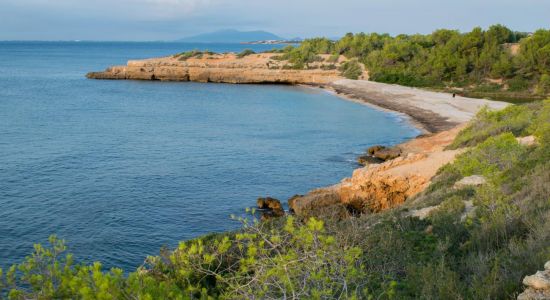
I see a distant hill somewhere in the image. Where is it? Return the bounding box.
[176,29,284,43]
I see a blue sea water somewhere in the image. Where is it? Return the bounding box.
[0,42,419,270]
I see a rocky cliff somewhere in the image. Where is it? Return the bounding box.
[87,52,350,85]
[289,126,465,218]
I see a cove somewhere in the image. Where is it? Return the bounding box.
[0,42,419,270]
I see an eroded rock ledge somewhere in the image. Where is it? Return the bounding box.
[87,52,351,85]
[289,126,466,218]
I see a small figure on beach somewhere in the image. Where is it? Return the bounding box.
[452,93,456,98]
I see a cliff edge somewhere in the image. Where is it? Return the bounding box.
[87,52,355,85]
[289,126,466,218]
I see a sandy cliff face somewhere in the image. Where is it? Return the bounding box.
[290,126,465,217]
[87,53,347,85]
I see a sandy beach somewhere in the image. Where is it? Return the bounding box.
[329,79,509,133]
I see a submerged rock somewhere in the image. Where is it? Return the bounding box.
[358,145,401,166]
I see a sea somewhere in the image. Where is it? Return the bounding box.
[0,41,419,270]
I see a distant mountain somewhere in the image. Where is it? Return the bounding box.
[176,29,284,43]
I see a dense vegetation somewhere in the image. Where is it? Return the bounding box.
[1,99,549,299]
[274,25,550,101]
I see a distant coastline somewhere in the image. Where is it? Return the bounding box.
[241,39,302,45]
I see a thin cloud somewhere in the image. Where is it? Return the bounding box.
[1,0,549,40]
[3,0,222,20]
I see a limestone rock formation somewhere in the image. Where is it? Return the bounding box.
[517,135,537,146]
[87,53,348,85]
[372,147,402,161]
[517,261,550,300]
[288,189,342,218]
[454,175,487,189]
[287,194,303,213]
[405,205,440,220]
[357,145,401,166]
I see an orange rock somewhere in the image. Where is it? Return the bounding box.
[257,197,284,220]
[87,53,347,85]
[291,126,465,217]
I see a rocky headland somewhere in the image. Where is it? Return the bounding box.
[86,52,351,85]
[87,53,509,219]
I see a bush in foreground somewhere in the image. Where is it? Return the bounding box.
[0,216,384,299]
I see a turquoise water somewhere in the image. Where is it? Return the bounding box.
[0,42,419,270]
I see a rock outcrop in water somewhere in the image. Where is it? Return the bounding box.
[87,53,352,85]
[257,197,285,220]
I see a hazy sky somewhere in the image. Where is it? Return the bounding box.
[1,0,549,41]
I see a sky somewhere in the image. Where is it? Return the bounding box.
[1,0,549,41]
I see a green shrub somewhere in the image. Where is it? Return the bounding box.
[450,133,526,180]
[1,217,384,299]
[174,50,202,61]
[507,76,531,91]
[472,83,503,92]
[174,50,214,61]
[449,103,539,148]
[327,53,340,63]
[536,74,550,95]
[369,71,439,87]
[321,64,337,70]
[236,49,255,58]
[270,54,286,61]
[339,59,363,79]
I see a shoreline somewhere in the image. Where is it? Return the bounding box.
[85,53,507,135]
[327,79,509,134]
[308,84,429,135]
[86,55,511,216]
